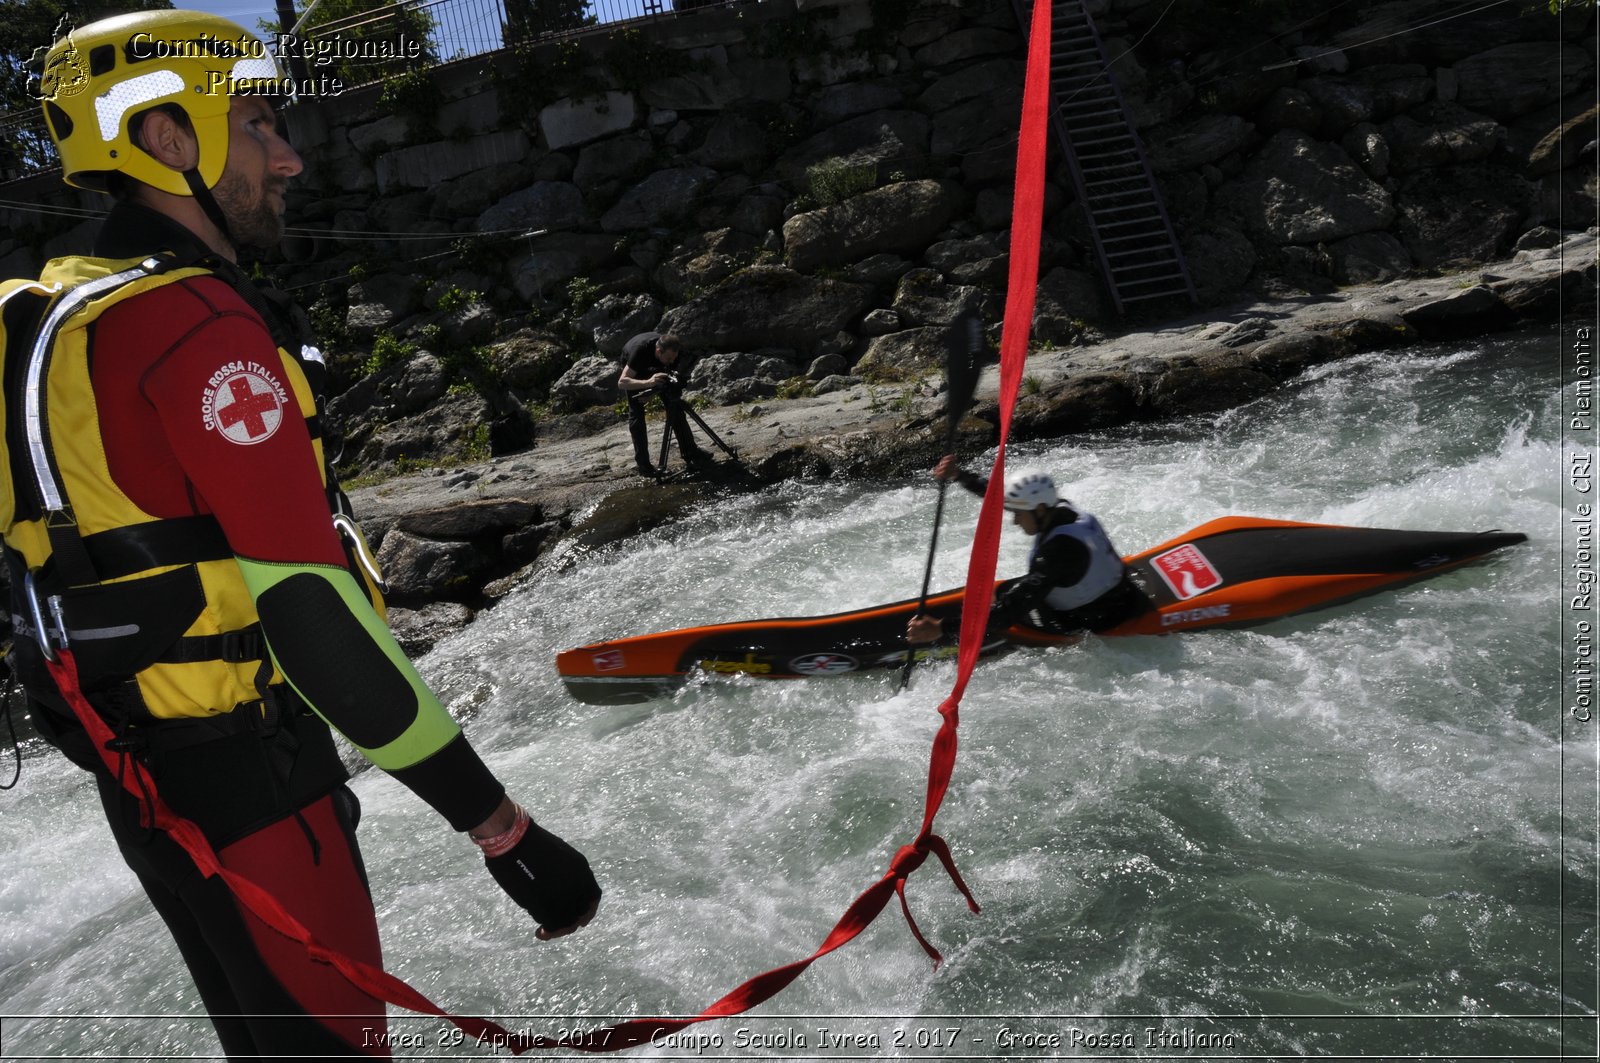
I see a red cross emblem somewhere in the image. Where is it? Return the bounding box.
[212,370,284,445]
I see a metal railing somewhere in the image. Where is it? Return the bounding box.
[1,0,767,182]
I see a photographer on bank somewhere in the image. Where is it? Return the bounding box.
[618,331,711,476]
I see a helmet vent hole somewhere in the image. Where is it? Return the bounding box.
[88,45,115,76]
[44,101,72,140]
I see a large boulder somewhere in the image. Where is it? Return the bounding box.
[1380,102,1503,175]
[783,179,965,272]
[654,229,762,301]
[475,181,588,233]
[1148,114,1255,173]
[854,327,949,377]
[549,355,622,411]
[1453,43,1593,120]
[580,293,665,355]
[1032,267,1110,338]
[601,166,720,232]
[1328,232,1412,284]
[345,273,422,338]
[1393,166,1527,269]
[889,268,988,328]
[1180,224,1257,303]
[659,266,871,352]
[1214,130,1393,244]
[539,92,637,150]
[573,133,655,189]
[775,110,931,184]
[508,233,621,301]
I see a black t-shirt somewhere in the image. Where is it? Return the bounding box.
[622,331,684,382]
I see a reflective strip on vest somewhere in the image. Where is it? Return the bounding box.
[1029,510,1124,612]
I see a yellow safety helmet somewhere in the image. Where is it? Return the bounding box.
[36,9,288,196]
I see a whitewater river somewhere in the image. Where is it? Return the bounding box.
[0,323,1592,1059]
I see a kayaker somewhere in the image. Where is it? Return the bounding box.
[906,456,1151,644]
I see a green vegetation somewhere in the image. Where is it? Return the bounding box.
[364,330,416,376]
[378,66,443,142]
[805,157,878,207]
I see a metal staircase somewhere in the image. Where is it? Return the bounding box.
[1017,0,1196,313]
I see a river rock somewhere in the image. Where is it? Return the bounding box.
[487,329,577,394]
[580,293,665,355]
[917,59,1023,113]
[1033,268,1108,340]
[659,266,872,352]
[689,351,758,389]
[655,228,762,300]
[1528,103,1600,176]
[814,80,907,123]
[1300,77,1375,136]
[1400,286,1515,339]
[601,166,720,232]
[345,273,422,337]
[1180,225,1257,303]
[1148,114,1255,174]
[1394,166,1525,268]
[783,179,964,272]
[550,355,622,411]
[508,233,621,301]
[1328,232,1412,284]
[911,27,1018,67]
[475,181,588,233]
[854,326,949,376]
[1340,123,1390,179]
[1215,130,1393,244]
[889,268,985,328]
[690,110,771,171]
[775,110,931,184]
[539,92,637,150]
[1380,102,1503,175]
[573,133,655,189]
[388,601,476,656]
[377,527,495,604]
[1453,43,1593,120]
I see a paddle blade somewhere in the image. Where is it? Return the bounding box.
[942,310,984,442]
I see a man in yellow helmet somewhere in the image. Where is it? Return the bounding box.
[6,11,599,1057]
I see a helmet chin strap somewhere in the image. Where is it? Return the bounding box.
[181,167,236,257]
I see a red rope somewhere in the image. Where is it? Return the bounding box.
[41,0,1056,1049]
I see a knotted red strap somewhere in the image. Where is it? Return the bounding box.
[516,0,1057,1050]
[45,649,525,1049]
[41,0,1055,1048]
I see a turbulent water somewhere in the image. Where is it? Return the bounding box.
[0,324,1592,1059]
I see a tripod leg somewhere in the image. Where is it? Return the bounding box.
[685,405,737,459]
[657,408,672,473]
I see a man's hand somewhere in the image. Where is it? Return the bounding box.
[907,614,943,645]
[932,455,958,482]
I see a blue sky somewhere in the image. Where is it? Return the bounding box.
[183,0,285,35]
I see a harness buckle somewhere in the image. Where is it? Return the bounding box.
[22,571,64,663]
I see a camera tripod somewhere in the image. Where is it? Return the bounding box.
[650,389,738,476]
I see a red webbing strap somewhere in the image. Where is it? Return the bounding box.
[516,0,1057,1051]
[41,1,1054,1049]
[44,650,523,1049]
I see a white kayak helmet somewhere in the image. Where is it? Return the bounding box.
[1003,470,1058,511]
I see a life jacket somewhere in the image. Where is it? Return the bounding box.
[0,252,386,736]
[1029,508,1125,612]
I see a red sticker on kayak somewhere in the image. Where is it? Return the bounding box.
[1152,544,1222,600]
[592,650,625,672]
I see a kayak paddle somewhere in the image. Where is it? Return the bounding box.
[899,311,985,690]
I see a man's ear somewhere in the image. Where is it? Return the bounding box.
[137,110,201,172]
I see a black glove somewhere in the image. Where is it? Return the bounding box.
[484,819,601,931]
